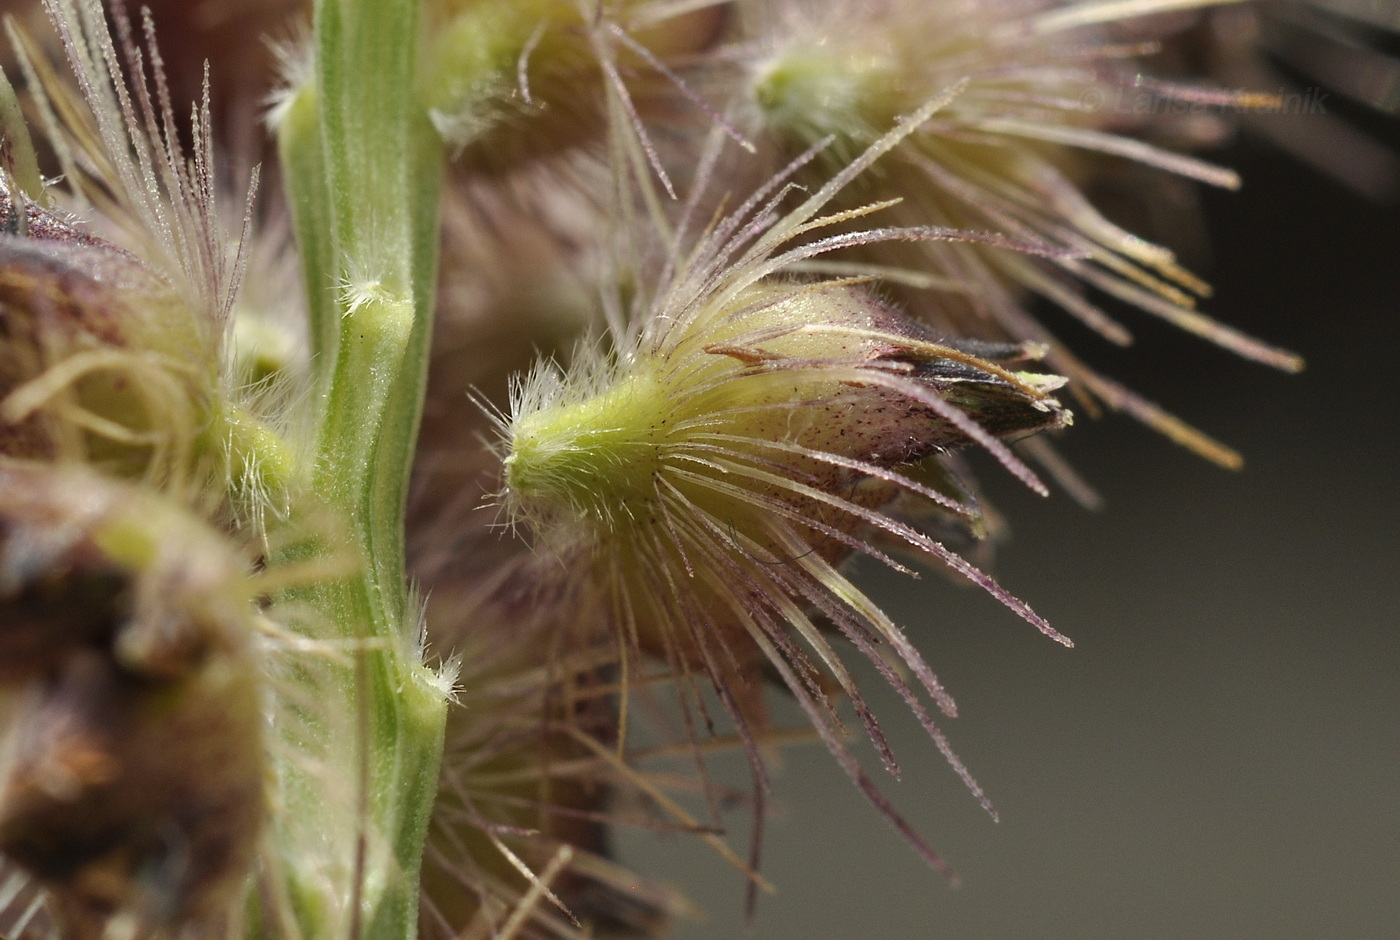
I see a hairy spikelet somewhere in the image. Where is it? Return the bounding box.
[731,0,1304,466]
[0,0,308,522]
[497,106,1082,881]
[0,6,325,937]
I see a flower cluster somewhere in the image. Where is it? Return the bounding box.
[0,0,1361,937]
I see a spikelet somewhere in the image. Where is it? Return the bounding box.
[0,0,1349,933]
[19,0,255,329]
[0,4,313,936]
[0,0,297,512]
[423,0,730,182]
[495,102,1080,882]
[0,462,264,939]
[730,0,1304,467]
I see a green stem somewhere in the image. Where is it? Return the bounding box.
[312,0,443,614]
[274,0,447,937]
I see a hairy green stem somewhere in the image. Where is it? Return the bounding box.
[274,0,447,937]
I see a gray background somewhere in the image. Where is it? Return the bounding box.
[617,124,1400,939]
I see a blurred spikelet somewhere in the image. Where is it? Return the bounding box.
[729,0,1305,466]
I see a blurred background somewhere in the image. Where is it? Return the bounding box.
[618,93,1400,939]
